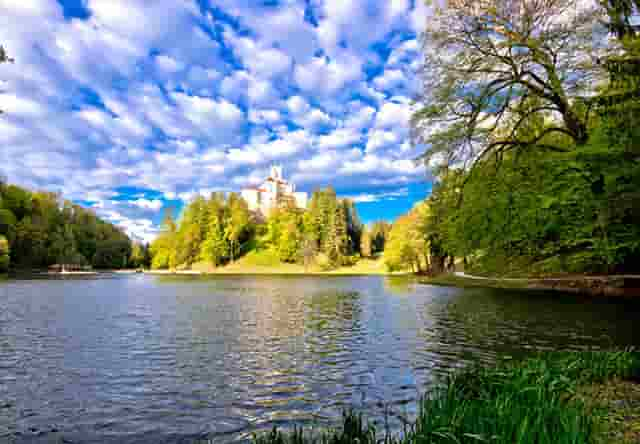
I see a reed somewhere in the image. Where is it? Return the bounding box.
[254,350,639,444]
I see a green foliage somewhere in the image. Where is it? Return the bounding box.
[151,209,179,269]
[384,205,428,273]
[360,229,372,258]
[254,351,640,444]
[129,242,151,269]
[254,411,377,444]
[370,221,391,254]
[0,235,9,272]
[151,187,365,270]
[404,1,640,276]
[150,193,255,269]
[0,182,131,270]
[425,137,640,275]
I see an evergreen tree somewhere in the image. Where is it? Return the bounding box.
[130,242,145,268]
[360,228,372,258]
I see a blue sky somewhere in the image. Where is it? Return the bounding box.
[0,0,432,242]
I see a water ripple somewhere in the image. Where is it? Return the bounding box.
[0,275,638,443]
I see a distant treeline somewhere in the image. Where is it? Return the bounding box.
[0,179,134,272]
[150,188,392,270]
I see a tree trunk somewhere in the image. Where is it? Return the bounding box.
[430,254,446,275]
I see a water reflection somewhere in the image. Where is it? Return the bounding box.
[0,275,638,443]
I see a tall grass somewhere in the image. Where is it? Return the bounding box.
[254,350,640,444]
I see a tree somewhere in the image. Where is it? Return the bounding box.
[0,235,9,272]
[412,0,604,171]
[226,193,252,261]
[130,242,146,268]
[277,211,303,263]
[0,208,17,242]
[360,228,372,259]
[0,180,131,270]
[384,212,424,273]
[327,201,349,266]
[150,209,178,269]
[200,215,228,267]
[370,221,391,253]
[601,0,640,39]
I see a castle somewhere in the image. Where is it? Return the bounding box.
[241,166,308,216]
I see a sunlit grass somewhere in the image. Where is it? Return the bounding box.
[254,350,640,444]
[189,252,393,275]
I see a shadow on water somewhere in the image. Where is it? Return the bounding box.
[1,275,638,443]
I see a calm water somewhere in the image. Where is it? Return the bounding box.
[1,275,638,443]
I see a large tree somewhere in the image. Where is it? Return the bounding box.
[412,0,605,170]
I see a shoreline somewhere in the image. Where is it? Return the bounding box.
[254,351,640,444]
[422,272,640,297]
[143,269,409,277]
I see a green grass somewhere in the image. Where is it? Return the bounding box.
[421,274,529,289]
[189,252,394,275]
[253,350,640,444]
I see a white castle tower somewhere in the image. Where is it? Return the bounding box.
[241,165,308,216]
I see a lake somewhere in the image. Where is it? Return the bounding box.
[1,275,638,443]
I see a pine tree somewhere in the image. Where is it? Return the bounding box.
[327,201,348,266]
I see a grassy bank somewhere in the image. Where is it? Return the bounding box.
[160,252,401,276]
[421,273,640,297]
[254,351,640,444]
[420,273,529,290]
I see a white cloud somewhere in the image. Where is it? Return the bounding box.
[345,187,409,203]
[155,55,184,73]
[375,100,413,129]
[318,128,361,150]
[373,69,406,91]
[131,198,164,211]
[294,53,363,95]
[0,93,46,116]
[0,0,430,241]
[366,129,401,152]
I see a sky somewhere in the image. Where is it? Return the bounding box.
[0,0,432,242]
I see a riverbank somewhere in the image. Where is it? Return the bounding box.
[422,272,640,297]
[254,350,640,444]
[146,256,407,276]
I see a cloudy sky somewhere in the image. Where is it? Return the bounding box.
[0,0,431,242]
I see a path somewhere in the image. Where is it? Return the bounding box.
[454,271,640,282]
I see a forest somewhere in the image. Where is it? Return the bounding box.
[150,188,392,271]
[0,178,134,272]
[399,0,640,276]
[154,0,640,276]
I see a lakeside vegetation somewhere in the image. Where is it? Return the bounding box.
[150,187,393,273]
[0,179,135,272]
[147,0,640,279]
[404,0,640,278]
[254,350,640,444]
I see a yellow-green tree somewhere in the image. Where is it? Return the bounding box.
[360,228,372,258]
[0,235,9,272]
[384,207,428,273]
[150,210,177,269]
